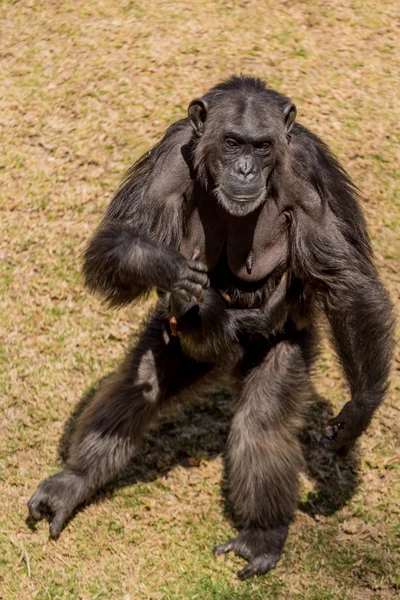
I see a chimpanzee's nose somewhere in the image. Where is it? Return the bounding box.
[237,158,254,180]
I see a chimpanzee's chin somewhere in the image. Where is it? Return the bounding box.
[215,187,266,216]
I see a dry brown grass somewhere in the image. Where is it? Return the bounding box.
[0,1,399,598]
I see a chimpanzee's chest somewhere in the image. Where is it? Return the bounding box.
[179,198,290,282]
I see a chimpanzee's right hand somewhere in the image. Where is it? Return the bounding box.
[149,245,209,303]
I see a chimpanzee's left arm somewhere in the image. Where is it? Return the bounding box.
[169,271,289,347]
[295,208,394,453]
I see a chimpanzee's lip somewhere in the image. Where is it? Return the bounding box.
[221,189,264,203]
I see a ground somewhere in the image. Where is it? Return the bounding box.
[0,1,399,599]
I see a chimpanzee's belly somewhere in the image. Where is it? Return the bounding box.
[179,198,290,283]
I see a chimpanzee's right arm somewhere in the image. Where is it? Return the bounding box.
[82,121,209,307]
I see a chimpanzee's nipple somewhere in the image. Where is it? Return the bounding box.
[246,252,253,275]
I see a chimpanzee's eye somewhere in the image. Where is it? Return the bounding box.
[226,138,239,148]
[255,142,271,154]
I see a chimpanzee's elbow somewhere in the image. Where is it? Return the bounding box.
[81,224,146,307]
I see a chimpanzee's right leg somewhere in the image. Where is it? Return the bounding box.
[28,310,213,538]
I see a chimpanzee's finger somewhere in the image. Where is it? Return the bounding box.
[187,267,210,289]
[173,289,192,303]
[28,496,47,522]
[49,509,69,539]
[213,540,234,555]
[188,259,208,273]
[237,554,277,580]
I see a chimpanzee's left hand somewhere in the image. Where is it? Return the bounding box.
[319,400,372,455]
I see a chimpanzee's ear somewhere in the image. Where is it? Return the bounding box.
[283,102,297,135]
[188,98,208,137]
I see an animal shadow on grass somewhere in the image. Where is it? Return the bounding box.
[298,394,360,517]
[29,376,359,533]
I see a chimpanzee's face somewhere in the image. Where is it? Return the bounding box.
[189,93,295,216]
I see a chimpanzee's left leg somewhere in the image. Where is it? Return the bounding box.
[214,328,317,580]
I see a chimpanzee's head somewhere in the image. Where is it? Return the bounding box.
[188,76,296,217]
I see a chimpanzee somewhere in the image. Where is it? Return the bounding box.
[28,76,393,580]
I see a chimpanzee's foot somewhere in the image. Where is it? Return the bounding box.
[213,524,288,580]
[28,469,89,539]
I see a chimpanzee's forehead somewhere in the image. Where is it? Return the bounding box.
[212,94,284,138]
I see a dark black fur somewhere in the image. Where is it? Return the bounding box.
[28,76,394,580]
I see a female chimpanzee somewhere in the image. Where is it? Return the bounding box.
[28,76,393,580]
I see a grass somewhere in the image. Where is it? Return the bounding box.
[0,1,399,598]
